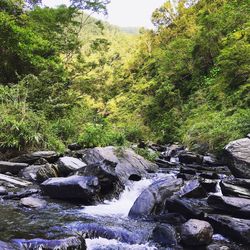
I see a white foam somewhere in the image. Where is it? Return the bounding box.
[81,178,152,217]
[86,237,157,250]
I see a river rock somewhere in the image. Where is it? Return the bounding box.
[41,175,100,203]
[0,186,7,195]
[207,215,250,244]
[220,181,250,199]
[3,189,38,200]
[68,143,82,151]
[76,160,123,198]
[36,164,59,183]
[164,198,205,219]
[179,179,207,198]
[180,219,213,246]
[57,156,86,176]
[19,165,41,181]
[12,237,86,250]
[207,195,250,218]
[152,224,179,247]
[20,197,47,209]
[161,144,184,159]
[224,178,250,189]
[223,137,250,178]
[179,152,203,165]
[0,161,28,175]
[203,154,220,166]
[0,174,32,187]
[151,213,187,225]
[10,151,59,164]
[128,177,183,218]
[81,146,158,183]
[200,179,218,193]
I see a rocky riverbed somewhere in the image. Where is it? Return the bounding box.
[0,135,249,249]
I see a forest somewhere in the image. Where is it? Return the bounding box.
[0,0,249,155]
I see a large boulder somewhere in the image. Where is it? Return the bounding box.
[12,237,86,250]
[76,160,123,198]
[40,175,100,203]
[0,161,28,175]
[180,219,213,246]
[81,146,158,183]
[57,156,86,176]
[207,215,250,244]
[128,177,183,218]
[152,224,179,247]
[207,195,250,218]
[10,151,59,165]
[223,137,250,178]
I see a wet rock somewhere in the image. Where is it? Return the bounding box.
[164,198,206,219]
[76,160,123,198]
[19,165,41,181]
[10,151,59,165]
[0,186,7,195]
[0,174,32,187]
[20,197,47,209]
[203,154,220,166]
[41,176,100,203]
[223,137,250,178]
[155,159,179,168]
[179,179,207,198]
[57,156,87,176]
[0,241,16,250]
[12,237,86,250]
[179,152,203,165]
[180,219,213,246]
[220,181,250,199]
[36,164,59,183]
[151,213,187,225]
[128,177,183,218]
[177,173,194,181]
[224,178,250,189]
[152,224,179,247]
[67,223,139,244]
[161,144,184,159]
[180,167,196,175]
[207,214,250,244]
[0,161,28,175]
[68,143,82,151]
[200,179,218,193]
[199,172,220,180]
[2,189,38,200]
[207,195,250,218]
[82,146,158,183]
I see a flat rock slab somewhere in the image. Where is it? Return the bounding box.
[0,161,28,175]
[10,151,59,164]
[207,214,250,244]
[178,179,207,198]
[57,156,87,175]
[207,195,250,218]
[0,174,32,187]
[220,181,250,199]
[20,197,47,209]
[41,175,100,203]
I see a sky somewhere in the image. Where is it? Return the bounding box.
[42,0,166,28]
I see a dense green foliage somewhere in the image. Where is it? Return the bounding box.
[0,0,249,154]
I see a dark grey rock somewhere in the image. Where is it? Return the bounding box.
[12,237,86,250]
[129,177,183,218]
[19,165,41,181]
[0,186,7,195]
[223,137,250,178]
[179,152,203,165]
[36,164,59,183]
[179,179,207,198]
[207,195,250,218]
[207,214,250,244]
[180,219,213,246]
[2,189,38,200]
[0,161,28,175]
[220,181,250,199]
[151,213,187,226]
[152,224,179,247]
[68,143,82,151]
[200,179,218,193]
[76,160,123,198]
[10,151,59,165]
[41,175,100,203]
